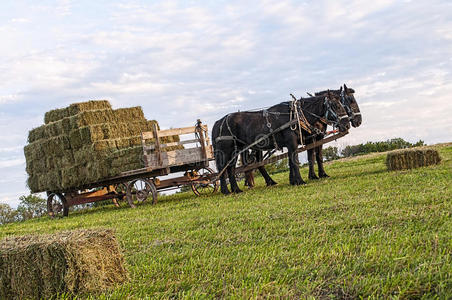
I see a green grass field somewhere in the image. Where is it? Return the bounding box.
[1,144,451,299]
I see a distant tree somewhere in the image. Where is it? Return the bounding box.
[16,194,47,221]
[341,144,361,157]
[341,138,425,157]
[323,146,340,161]
[0,203,18,225]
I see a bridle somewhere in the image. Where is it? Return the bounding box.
[300,94,348,131]
[340,89,361,119]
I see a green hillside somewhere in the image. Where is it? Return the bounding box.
[1,144,451,298]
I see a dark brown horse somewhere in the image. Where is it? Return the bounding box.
[243,84,361,185]
[212,92,349,194]
[306,84,361,179]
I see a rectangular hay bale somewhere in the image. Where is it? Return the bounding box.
[113,107,146,122]
[44,100,112,124]
[0,229,128,299]
[68,100,112,116]
[44,107,70,124]
[27,125,48,143]
[386,148,441,171]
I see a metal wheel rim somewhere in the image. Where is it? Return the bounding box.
[113,183,128,207]
[191,167,218,196]
[47,193,66,218]
[127,179,157,207]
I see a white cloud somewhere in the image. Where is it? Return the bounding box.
[0,146,23,153]
[11,18,30,23]
[0,94,21,104]
[0,158,25,169]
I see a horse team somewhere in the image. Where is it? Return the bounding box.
[212,84,362,195]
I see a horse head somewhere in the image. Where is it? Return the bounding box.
[342,84,362,127]
[325,90,350,132]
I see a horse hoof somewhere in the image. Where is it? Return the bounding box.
[221,190,231,195]
[309,175,319,180]
[294,179,306,185]
[319,173,330,178]
[267,181,278,186]
[234,189,243,194]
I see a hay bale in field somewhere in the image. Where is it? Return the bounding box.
[386,148,441,171]
[0,229,128,299]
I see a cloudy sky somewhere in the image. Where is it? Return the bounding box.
[1,0,451,207]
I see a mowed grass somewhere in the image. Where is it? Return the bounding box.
[1,144,451,299]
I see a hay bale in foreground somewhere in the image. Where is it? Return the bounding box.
[0,229,128,299]
[386,148,441,171]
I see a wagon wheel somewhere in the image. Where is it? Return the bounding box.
[47,193,69,218]
[191,167,219,196]
[112,183,128,208]
[126,178,157,208]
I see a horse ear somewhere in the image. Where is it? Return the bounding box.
[339,86,343,92]
[344,84,348,91]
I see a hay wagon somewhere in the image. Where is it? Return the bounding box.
[47,120,218,217]
[46,119,349,218]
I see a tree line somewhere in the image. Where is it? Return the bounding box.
[323,137,425,161]
[0,194,47,225]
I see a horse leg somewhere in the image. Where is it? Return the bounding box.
[316,145,329,178]
[244,170,255,188]
[289,156,294,185]
[288,143,306,185]
[228,165,243,193]
[308,148,319,180]
[258,166,277,186]
[219,172,230,195]
[215,143,232,195]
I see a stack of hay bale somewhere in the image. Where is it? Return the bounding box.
[0,229,128,299]
[386,147,441,171]
[24,100,180,193]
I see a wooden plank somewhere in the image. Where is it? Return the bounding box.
[155,175,192,189]
[67,193,118,206]
[152,123,162,165]
[142,124,208,140]
[143,139,200,151]
[118,166,170,177]
[158,126,197,137]
[141,131,147,153]
[142,131,154,140]
[196,120,207,161]
[144,148,206,168]
[207,145,214,160]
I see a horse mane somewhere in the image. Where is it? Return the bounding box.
[314,89,340,96]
